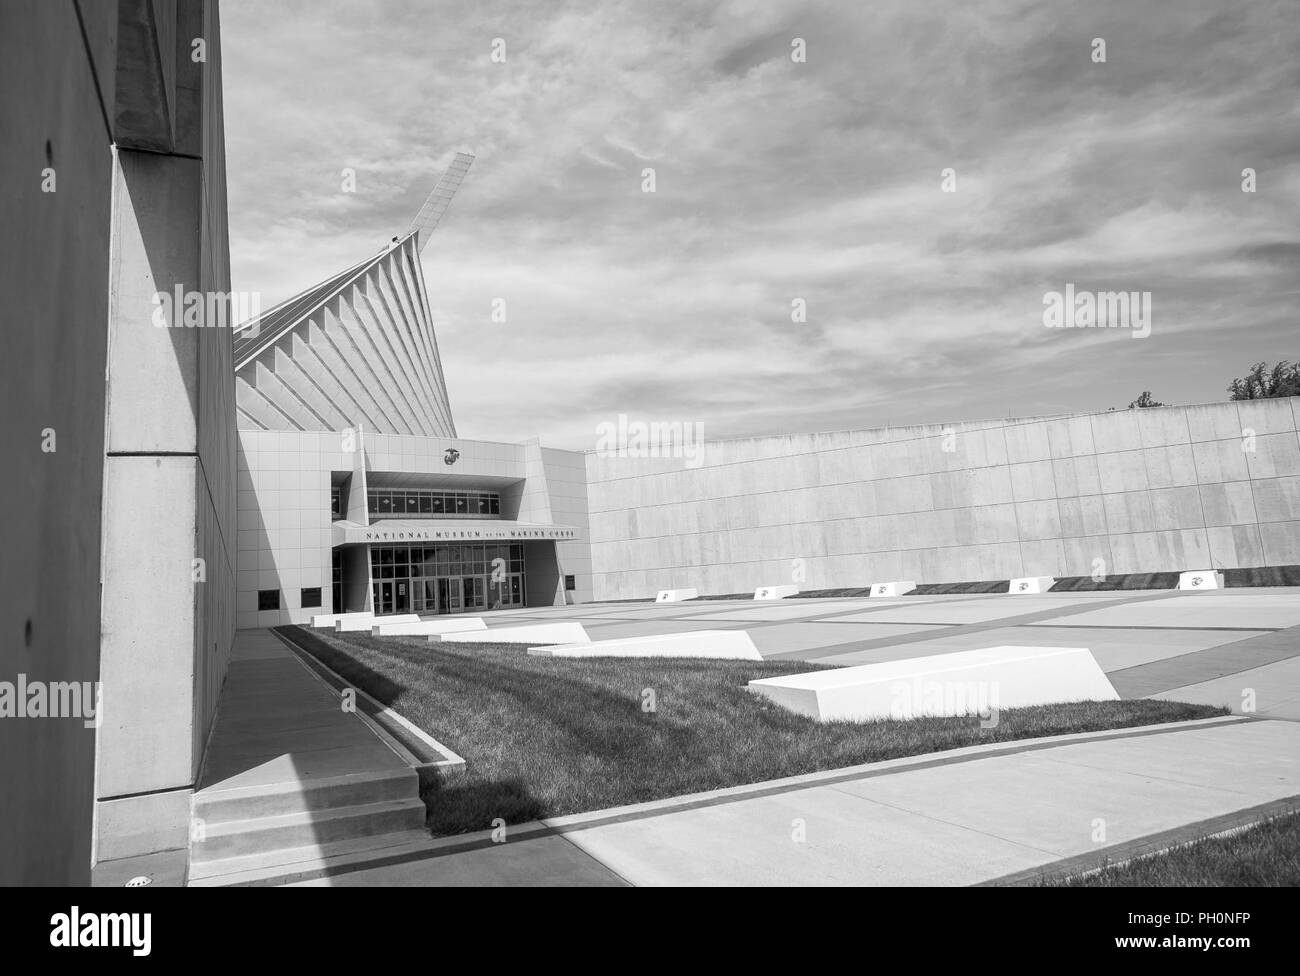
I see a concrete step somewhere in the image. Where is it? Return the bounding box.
[188,829,433,887]
[191,797,427,863]
[194,768,418,823]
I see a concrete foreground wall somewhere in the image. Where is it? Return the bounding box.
[585,399,1300,601]
[0,1,235,879]
[0,0,116,885]
[95,0,236,863]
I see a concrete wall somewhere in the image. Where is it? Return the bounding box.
[543,448,594,605]
[585,400,1300,600]
[237,429,592,625]
[0,0,117,885]
[0,0,234,879]
[94,0,236,863]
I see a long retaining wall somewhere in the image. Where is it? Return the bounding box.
[585,398,1300,601]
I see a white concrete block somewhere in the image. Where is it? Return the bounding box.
[336,613,417,632]
[748,645,1118,722]
[312,611,371,628]
[372,618,487,636]
[529,630,761,660]
[1009,576,1056,594]
[1178,570,1225,590]
[754,584,799,600]
[870,580,916,597]
[434,622,591,645]
[655,588,699,602]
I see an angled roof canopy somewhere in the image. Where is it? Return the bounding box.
[233,232,456,437]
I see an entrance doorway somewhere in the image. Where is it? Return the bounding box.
[376,579,411,615]
[437,576,463,613]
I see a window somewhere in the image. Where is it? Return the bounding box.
[331,487,342,519]
[301,587,322,608]
[258,589,280,611]
[365,488,500,517]
[564,575,576,591]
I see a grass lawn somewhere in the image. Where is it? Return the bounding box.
[277,625,1227,837]
[1046,811,1300,886]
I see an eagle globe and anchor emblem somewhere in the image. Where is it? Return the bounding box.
[443,448,460,466]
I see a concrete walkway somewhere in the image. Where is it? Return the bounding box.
[197,629,408,791]
[286,716,1299,886]
[545,717,1300,886]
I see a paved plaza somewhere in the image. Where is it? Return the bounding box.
[273,586,1300,886]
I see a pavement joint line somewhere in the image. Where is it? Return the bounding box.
[1025,751,1265,798]
[820,782,1069,859]
[1018,623,1277,632]
[974,794,1300,887]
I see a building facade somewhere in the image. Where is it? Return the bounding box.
[231,234,592,627]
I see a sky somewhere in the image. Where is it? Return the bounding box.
[221,0,1300,450]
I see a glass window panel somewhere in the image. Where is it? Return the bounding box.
[392,493,406,514]
[489,496,500,514]
[455,494,467,513]
[419,492,432,514]
[431,495,444,513]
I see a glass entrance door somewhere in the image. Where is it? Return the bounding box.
[394,579,410,614]
[437,577,463,613]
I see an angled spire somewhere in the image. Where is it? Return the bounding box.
[408,152,475,252]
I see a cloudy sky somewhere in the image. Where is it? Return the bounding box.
[222,0,1299,450]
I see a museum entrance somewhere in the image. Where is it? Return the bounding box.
[370,543,527,615]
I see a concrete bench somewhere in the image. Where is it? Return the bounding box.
[870,580,915,597]
[433,622,591,646]
[311,611,372,629]
[754,585,799,600]
[1179,570,1225,590]
[336,613,418,632]
[1009,577,1055,594]
[371,618,487,636]
[655,588,699,602]
[748,645,1117,722]
[529,630,761,660]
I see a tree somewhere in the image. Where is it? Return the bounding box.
[1227,360,1300,400]
[1128,391,1167,409]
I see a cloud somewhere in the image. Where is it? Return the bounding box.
[222,0,1300,450]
